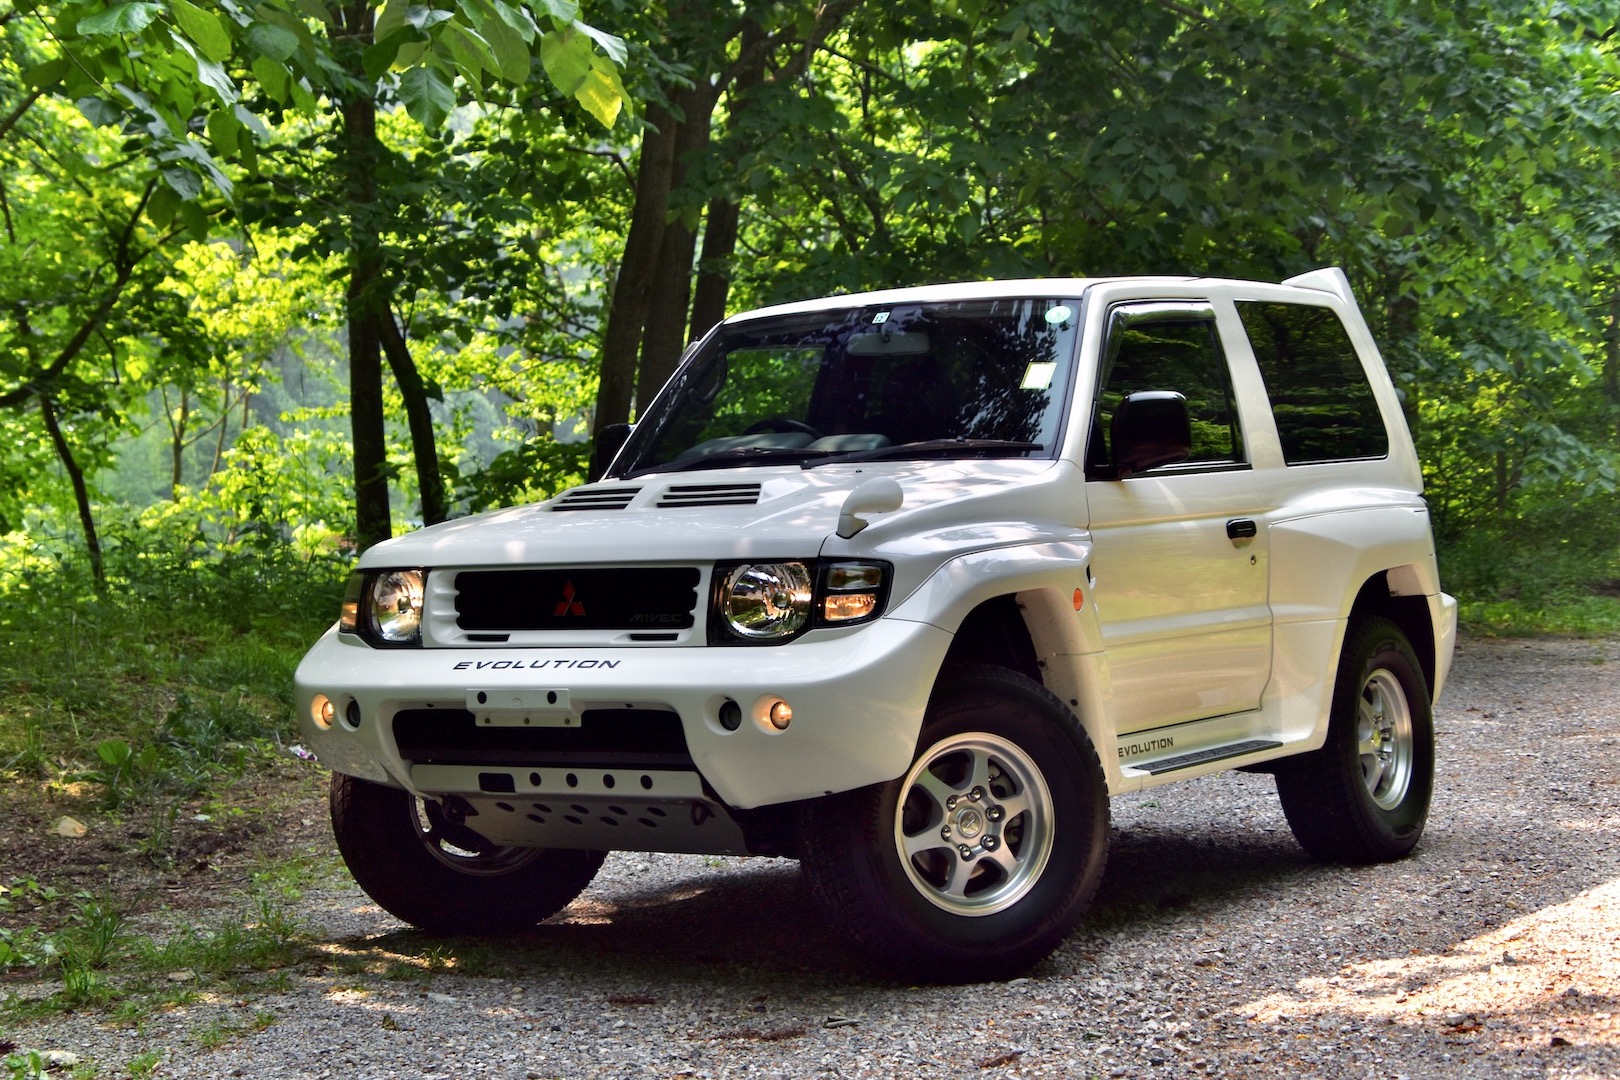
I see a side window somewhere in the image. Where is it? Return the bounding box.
[1237,301,1389,464]
[1090,308,1245,471]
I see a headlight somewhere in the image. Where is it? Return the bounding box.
[367,569,426,646]
[711,560,890,643]
[717,562,813,641]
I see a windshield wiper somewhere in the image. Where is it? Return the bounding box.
[805,439,1044,468]
[623,445,837,479]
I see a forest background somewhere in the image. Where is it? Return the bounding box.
[0,0,1618,828]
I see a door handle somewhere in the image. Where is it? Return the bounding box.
[1226,518,1258,540]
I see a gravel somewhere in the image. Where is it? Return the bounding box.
[7,634,1619,1078]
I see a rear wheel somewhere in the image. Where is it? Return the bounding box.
[800,666,1109,982]
[1275,617,1435,863]
[330,773,605,933]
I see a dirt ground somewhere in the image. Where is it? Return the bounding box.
[3,633,1619,1079]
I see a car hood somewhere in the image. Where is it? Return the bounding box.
[359,459,1076,569]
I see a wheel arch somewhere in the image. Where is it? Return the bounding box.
[941,594,1042,684]
[884,540,1119,789]
[938,587,1121,793]
[1346,569,1438,699]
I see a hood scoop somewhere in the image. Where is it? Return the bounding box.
[552,486,641,511]
[656,483,762,508]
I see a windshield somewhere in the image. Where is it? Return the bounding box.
[612,296,1082,478]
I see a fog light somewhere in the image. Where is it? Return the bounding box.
[344,700,362,729]
[768,700,793,731]
[719,699,742,731]
[311,694,334,729]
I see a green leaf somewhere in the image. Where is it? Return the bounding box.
[170,0,233,63]
[441,22,498,80]
[363,31,409,81]
[178,198,210,240]
[75,96,122,127]
[404,6,454,31]
[394,40,429,69]
[481,11,532,82]
[206,107,241,155]
[398,64,456,128]
[251,54,290,101]
[573,60,622,128]
[572,19,626,66]
[245,21,301,62]
[22,58,70,90]
[491,0,538,43]
[233,102,269,139]
[374,0,409,42]
[96,739,133,768]
[289,75,316,115]
[175,38,239,104]
[540,29,590,95]
[534,0,579,25]
[77,2,161,35]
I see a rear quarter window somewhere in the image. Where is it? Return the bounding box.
[1237,301,1389,464]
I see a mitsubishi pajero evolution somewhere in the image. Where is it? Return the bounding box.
[295,267,1457,981]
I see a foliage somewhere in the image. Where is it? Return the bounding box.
[0,0,1614,620]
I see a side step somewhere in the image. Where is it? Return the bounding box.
[1138,739,1283,776]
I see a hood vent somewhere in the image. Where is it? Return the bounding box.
[657,483,762,508]
[552,486,640,512]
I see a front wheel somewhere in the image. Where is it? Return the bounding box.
[1275,617,1435,863]
[330,773,605,933]
[799,666,1109,982]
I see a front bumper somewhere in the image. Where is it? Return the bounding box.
[293,617,952,813]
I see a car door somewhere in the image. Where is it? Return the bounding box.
[1083,301,1273,734]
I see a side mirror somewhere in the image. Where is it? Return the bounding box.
[1109,391,1191,479]
[589,422,633,481]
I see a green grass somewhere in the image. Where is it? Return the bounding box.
[1439,511,1620,638]
[1,884,317,1025]
[0,532,346,1039]
[0,530,343,818]
[1459,595,1620,637]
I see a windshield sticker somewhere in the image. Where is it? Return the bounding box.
[871,311,890,324]
[1021,362,1057,390]
[1044,305,1072,325]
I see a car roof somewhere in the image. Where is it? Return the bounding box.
[723,272,1344,324]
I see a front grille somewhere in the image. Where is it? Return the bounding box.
[453,567,701,632]
[552,486,640,511]
[656,482,762,508]
[393,708,692,769]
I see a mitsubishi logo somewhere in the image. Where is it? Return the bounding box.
[553,581,587,617]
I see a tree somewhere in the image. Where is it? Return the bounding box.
[588,0,862,444]
[29,0,631,549]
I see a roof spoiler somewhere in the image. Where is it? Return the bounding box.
[1282,266,1354,305]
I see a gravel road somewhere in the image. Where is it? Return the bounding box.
[8,634,1620,1079]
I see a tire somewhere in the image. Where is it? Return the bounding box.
[1275,617,1435,864]
[799,665,1109,983]
[329,773,606,933]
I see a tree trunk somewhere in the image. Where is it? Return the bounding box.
[380,312,448,525]
[592,97,682,434]
[337,4,392,551]
[690,22,766,342]
[636,85,715,410]
[348,306,391,550]
[170,387,189,499]
[1606,284,1619,445]
[39,394,104,592]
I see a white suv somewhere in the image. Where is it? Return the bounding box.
[295,267,1456,981]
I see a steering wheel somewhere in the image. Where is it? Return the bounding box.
[744,416,821,438]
